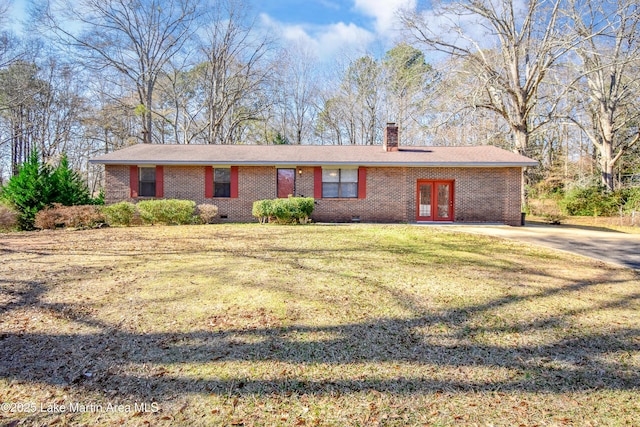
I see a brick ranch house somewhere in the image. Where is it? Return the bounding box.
[91,124,537,225]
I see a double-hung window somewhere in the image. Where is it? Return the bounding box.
[138,167,156,197]
[322,169,358,198]
[214,168,231,198]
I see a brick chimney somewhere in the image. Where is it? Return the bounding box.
[383,122,399,152]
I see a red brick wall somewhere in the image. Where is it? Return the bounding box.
[105,165,132,203]
[405,167,522,225]
[104,164,523,225]
[312,167,407,222]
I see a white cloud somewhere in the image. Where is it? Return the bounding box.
[257,0,423,64]
[315,22,375,58]
[317,0,341,10]
[353,0,416,35]
[260,13,375,63]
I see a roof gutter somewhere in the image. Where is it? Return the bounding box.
[90,160,538,167]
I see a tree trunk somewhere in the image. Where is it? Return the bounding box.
[145,82,153,144]
[514,125,529,156]
[599,112,615,191]
[514,126,529,208]
[600,141,615,191]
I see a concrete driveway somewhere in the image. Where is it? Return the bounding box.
[445,223,640,271]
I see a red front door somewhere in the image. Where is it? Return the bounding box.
[277,168,296,198]
[416,180,454,221]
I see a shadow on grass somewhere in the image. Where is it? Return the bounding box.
[1,225,639,401]
[1,278,639,400]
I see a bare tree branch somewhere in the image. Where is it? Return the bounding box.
[44,0,199,144]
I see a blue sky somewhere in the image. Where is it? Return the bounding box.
[257,0,417,61]
[6,0,418,62]
[259,0,371,29]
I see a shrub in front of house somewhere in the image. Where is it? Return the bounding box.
[34,204,105,230]
[101,201,137,226]
[287,197,314,223]
[0,203,18,231]
[252,199,272,224]
[269,199,293,223]
[136,199,196,225]
[196,204,219,224]
[252,197,314,224]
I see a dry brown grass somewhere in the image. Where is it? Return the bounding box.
[1,224,639,426]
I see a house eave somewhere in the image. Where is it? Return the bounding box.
[90,160,538,168]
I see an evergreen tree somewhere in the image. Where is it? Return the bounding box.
[0,151,54,230]
[273,132,290,145]
[51,154,92,206]
[0,151,94,230]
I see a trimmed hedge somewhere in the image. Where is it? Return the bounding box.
[101,201,137,226]
[136,199,196,225]
[252,199,271,224]
[102,200,196,226]
[252,197,314,224]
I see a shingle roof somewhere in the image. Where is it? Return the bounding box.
[90,144,537,167]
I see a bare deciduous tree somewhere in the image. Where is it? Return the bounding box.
[0,58,87,175]
[197,0,274,144]
[401,0,572,156]
[45,0,198,144]
[0,0,23,67]
[316,95,345,145]
[272,43,319,145]
[566,0,640,190]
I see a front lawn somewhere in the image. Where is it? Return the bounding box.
[1,224,638,425]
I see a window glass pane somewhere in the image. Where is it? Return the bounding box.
[139,182,156,197]
[322,183,339,198]
[214,183,230,198]
[213,168,231,198]
[341,182,358,198]
[214,168,230,183]
[437,183,450,218]
[322,169,339,182]
[139,167,155,181]
[277,169,295,198]
[341,169,358,183]
[138,167,156,197]
[419,184,432,217]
